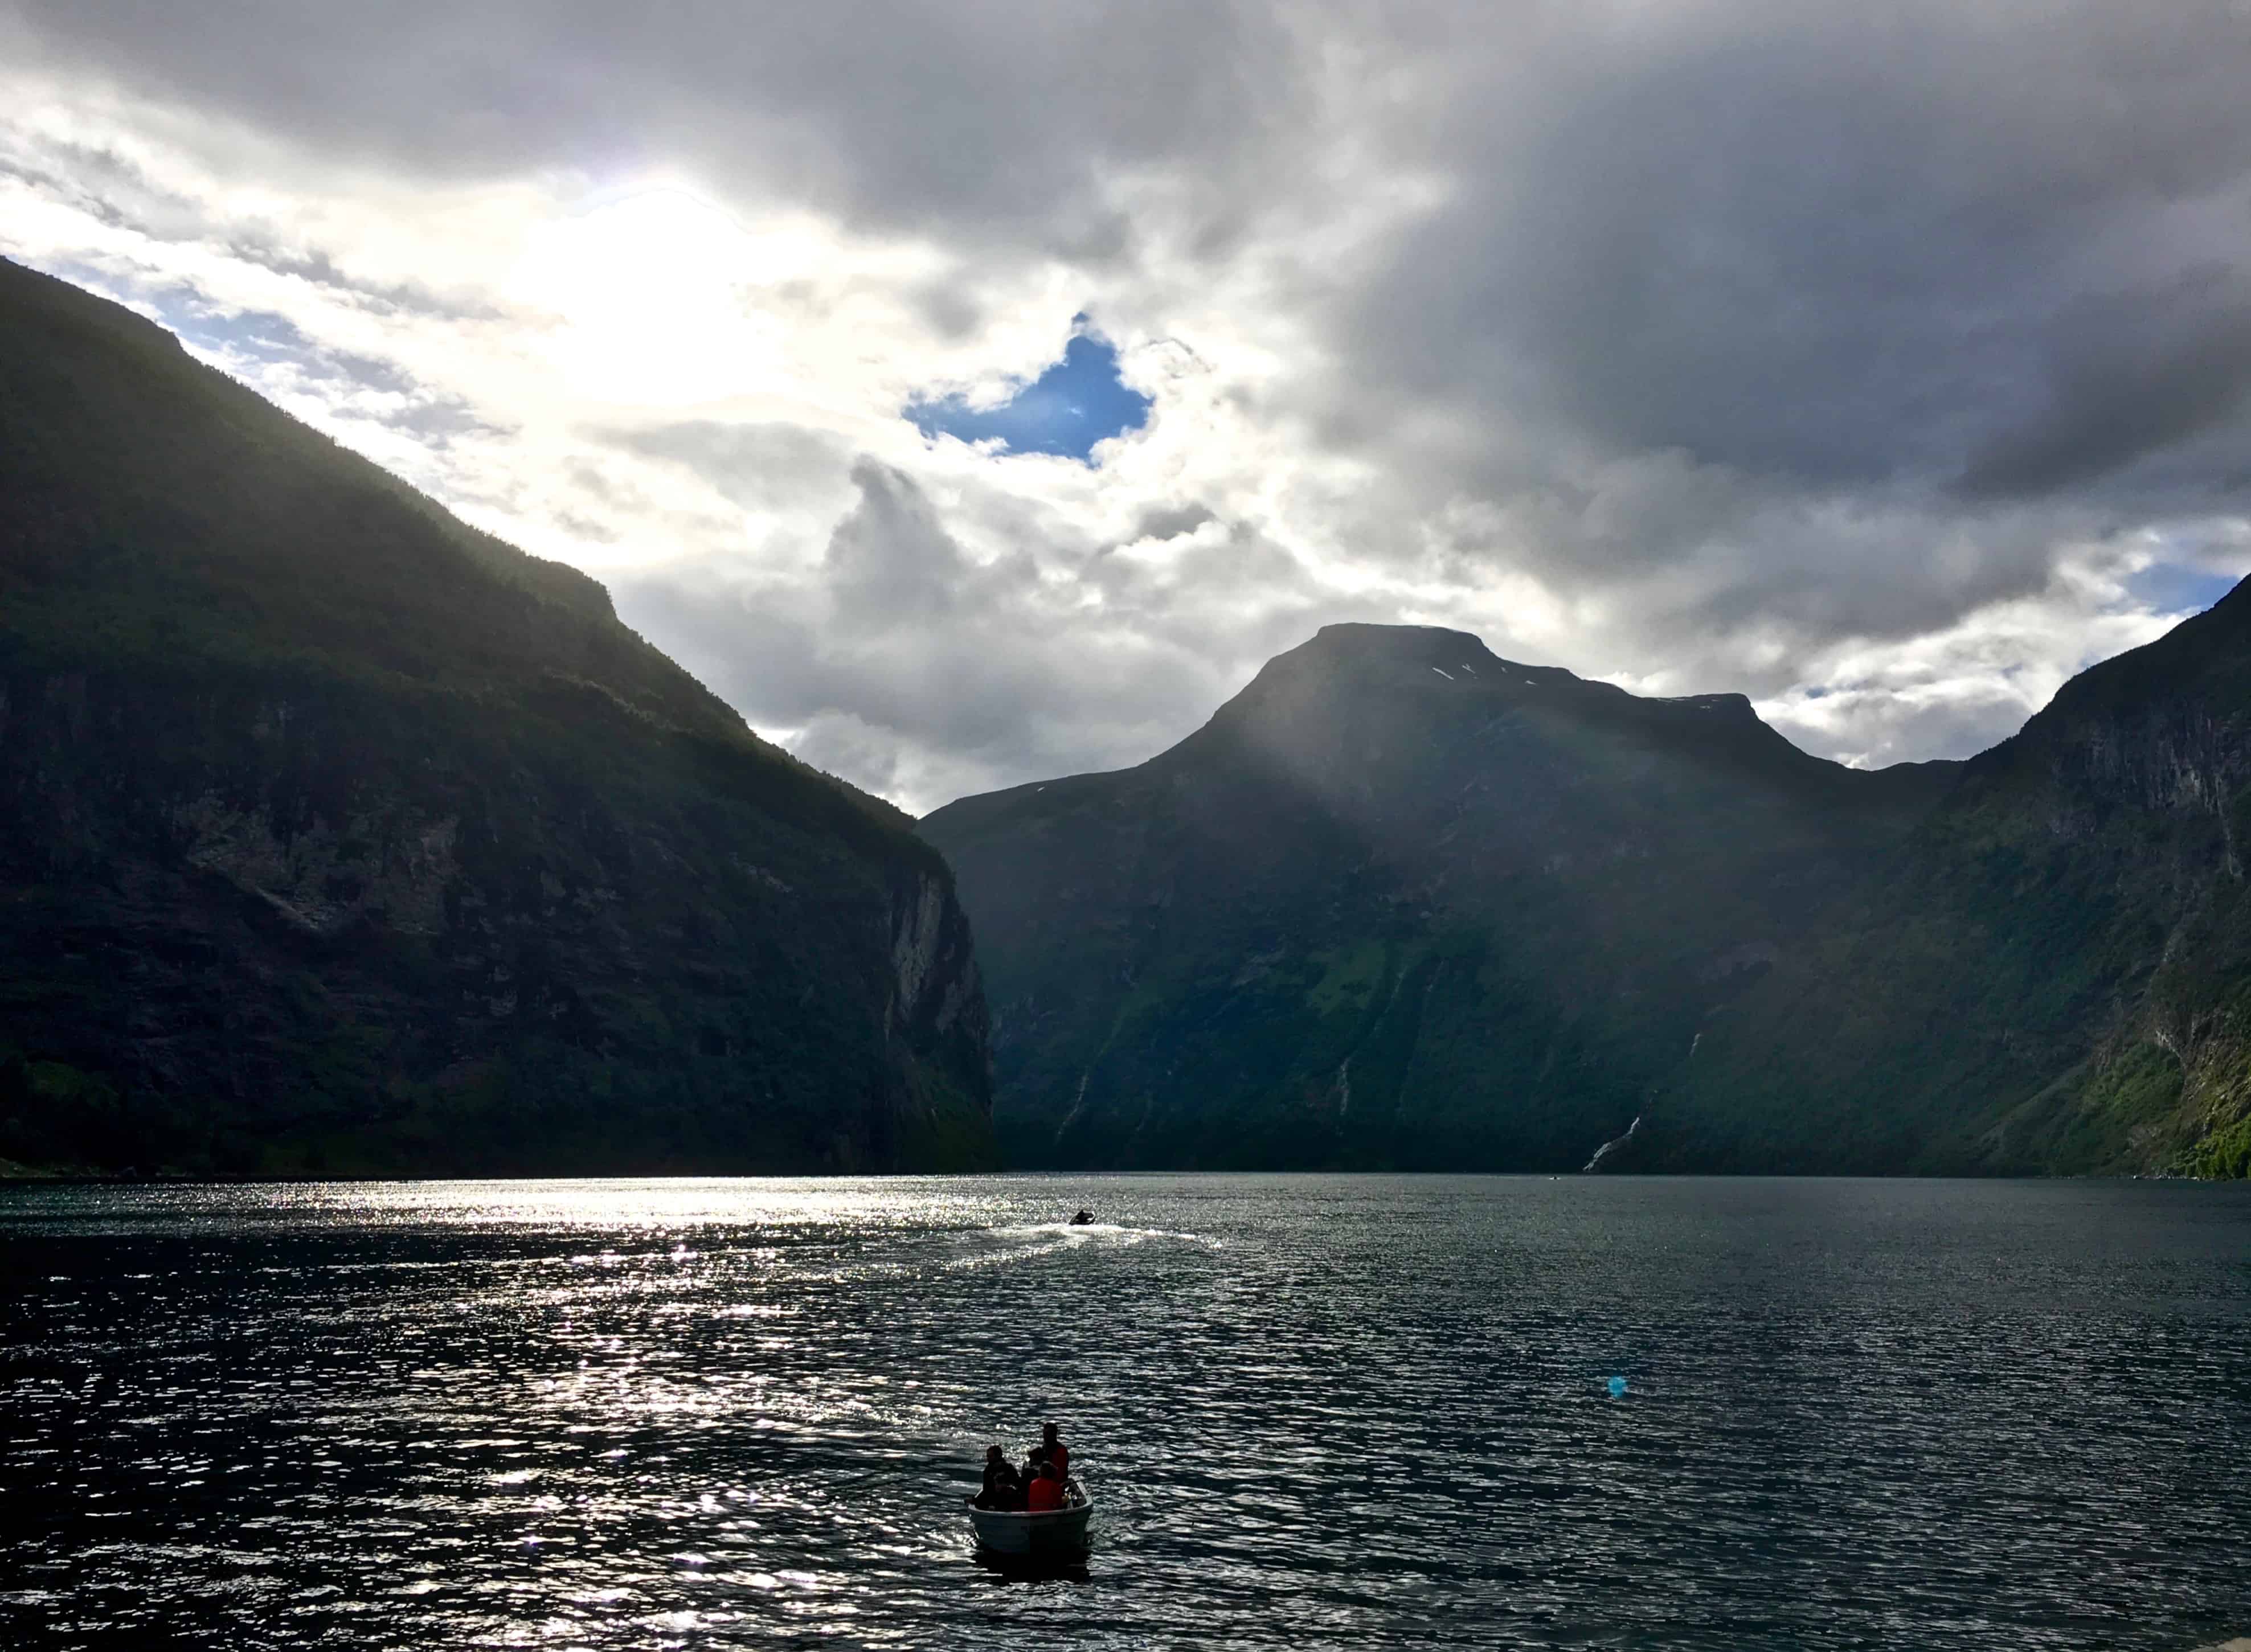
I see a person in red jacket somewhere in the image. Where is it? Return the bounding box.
[1041,1421,1069,1481]
[1025,1460,1067,1512]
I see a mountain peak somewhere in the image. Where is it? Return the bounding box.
[1655,690,1760,723]
[923,620,1953,1173]
[1296,621,1523,677]
[1307,620,1490,654]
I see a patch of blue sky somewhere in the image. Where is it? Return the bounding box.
[39,260,227,354]
[2127,561,2242,615]
[42,258,404,392]
[906,317,1150,464]
[85,273,490,441]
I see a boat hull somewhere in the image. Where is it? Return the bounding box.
[968,1499,1094,1556]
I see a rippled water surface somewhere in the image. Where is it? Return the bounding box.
[3,1175,2248,1650]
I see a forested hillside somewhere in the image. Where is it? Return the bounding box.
[928,615,2251,1178]
[0,259,993,1176]
[1668,584,2251,1178]
[924,623,1953,1170]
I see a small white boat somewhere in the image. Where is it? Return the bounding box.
[968,1482,1094,1556]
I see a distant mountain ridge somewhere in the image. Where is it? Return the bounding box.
[924,617,2251,1178]
[1668,580,2251,1178]
[0,258,993,1175]
[922,622,1959,1171]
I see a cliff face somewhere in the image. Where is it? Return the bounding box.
[922,622,1954,1170]
[927,602,2251,1180]
[0,259,991,1176]
[1667,584,2251,1178]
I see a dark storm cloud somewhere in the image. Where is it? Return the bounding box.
[6,1,1299,250]
[1353,0,2251,506]
[23,1,2250,525]
[1957,271,2251,500]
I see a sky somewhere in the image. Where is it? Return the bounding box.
[907,317,1151,461]
[3,2,2250,815]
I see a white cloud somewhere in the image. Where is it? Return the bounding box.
[5,2,2250,813]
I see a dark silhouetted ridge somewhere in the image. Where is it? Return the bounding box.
[0,259,992,1177]
[924,620,1956,1171]
[931,595,2251,1178]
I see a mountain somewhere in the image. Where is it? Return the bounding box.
[921,622,1958,1170]
[1665,584,2251,1179]
[930,609,2251,1179]
[0,258,991,1177]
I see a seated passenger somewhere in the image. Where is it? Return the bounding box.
[972,1445,1020,1510]
[1013,1444,1047,1508]
[1025,1460,1067,1512]
[1040,1421,1070,1480]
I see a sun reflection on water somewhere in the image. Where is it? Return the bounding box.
[2,1176,2247,1650]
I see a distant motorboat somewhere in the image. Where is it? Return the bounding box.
[1068,1210,1095,1225]
[968,1482,1094,1556]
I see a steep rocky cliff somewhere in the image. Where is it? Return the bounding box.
[922,622,1954,1170]
[1664,582,2251,1178]
[930,602,2251,1179]
[0,258,991,1175]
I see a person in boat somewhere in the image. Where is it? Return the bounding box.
[1019,1442,1049,1499]
[1040,1421,1070,1481]
[972,1445,1020,1510]
[1025,1459,1067,1512]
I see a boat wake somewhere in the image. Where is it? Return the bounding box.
[936,1221,1217,1273]
[751,1219,1220,1288]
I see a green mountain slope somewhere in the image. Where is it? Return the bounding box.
[922,622,1955,1170]
[0,258,992,1176]
[1663,583,2251,1178]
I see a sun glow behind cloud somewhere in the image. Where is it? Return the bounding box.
[510,189,785,407]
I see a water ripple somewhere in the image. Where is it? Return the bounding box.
[2,1175,2247,1650]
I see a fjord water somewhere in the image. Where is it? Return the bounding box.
[3,1177,2246,1651]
